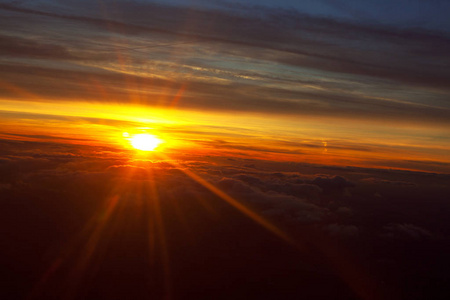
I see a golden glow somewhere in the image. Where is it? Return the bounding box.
[1,99,449,172]
[131,133,162,151]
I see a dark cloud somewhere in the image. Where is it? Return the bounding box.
[216,177,327,223]
[361,177,416,186]
[0,182,11,190]
[311,175,355,192]
[1,136,450,299]
[326,223,360,238]
[0,131,94,143]
[382,223,435,240]
[0,34,75,59]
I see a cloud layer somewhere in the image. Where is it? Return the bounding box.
[0,1,449,126]
[1,137,450,299]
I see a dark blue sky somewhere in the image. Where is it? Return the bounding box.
[20,0,450,32]
[146,0,450,31]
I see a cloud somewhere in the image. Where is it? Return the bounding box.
[361,177,415,186]
[0,1,449,126]
[325,223,360,238]
[216,177,327,223]
[217,177,256,194]
[0,34,75,59]
[3,129,450,300]
[0,183,11,190]
[311,175,354,192]
[382,223,434,240]
[335,206,353,217]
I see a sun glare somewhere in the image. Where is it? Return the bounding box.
[130,133,162,151]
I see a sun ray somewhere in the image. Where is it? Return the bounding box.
[156,153,298,246]
[144,165,172,299]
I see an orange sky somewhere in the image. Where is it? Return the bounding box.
[0,1,449,173]
[1,98,449,173]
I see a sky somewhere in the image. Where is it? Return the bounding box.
[1,1,450,299]
[0,0,449,172]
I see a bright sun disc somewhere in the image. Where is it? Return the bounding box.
[131,134,162,151]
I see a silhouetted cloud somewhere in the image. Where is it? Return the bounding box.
[1,135,450,299]
[216,177,327,223]
[382,223,434,240]
[326,223,360,238]
[311,175,354,192]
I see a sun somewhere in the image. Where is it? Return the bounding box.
[130,133,162,151]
